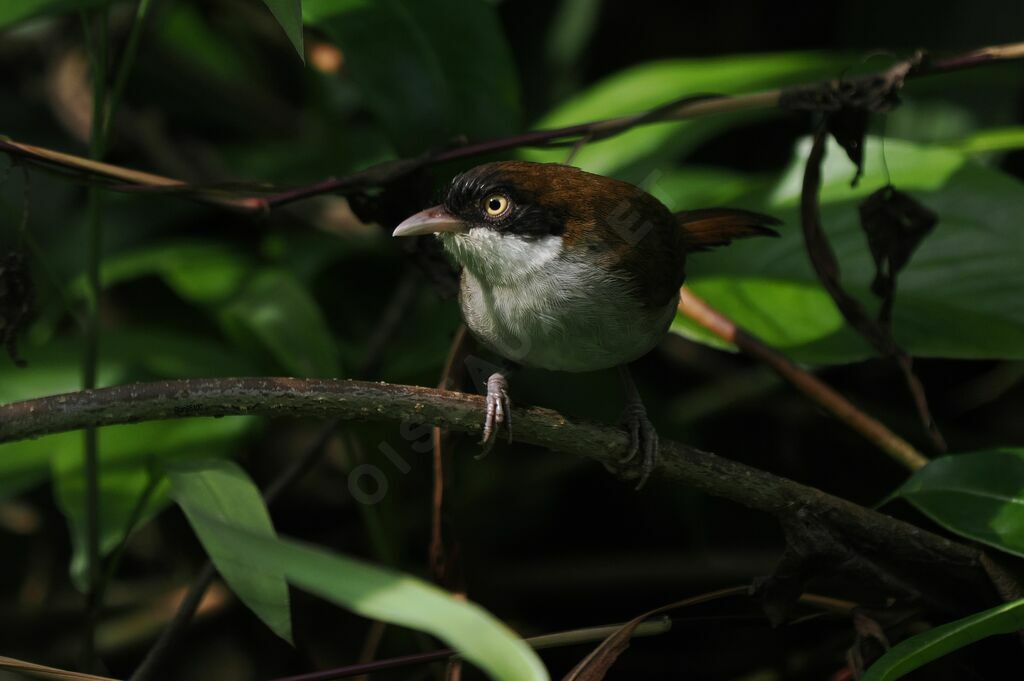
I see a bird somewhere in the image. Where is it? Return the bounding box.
[393,160,779,488]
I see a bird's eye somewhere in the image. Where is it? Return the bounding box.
[482,193,511,218]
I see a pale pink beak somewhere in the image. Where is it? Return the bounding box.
[392,205,467,237]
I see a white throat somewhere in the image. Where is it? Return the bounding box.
[439,228,563,288]
[438,228,675,372]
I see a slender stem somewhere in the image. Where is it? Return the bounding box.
[270,618,674,681]
[79,1,155,666]
[99,0,154,156]
[678,288,929,471]
[80,7,109,669]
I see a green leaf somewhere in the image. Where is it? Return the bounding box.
[863,598,1024,681]
[186,511,549,680]
[522,52,846,180]
[166,459,293,644]
[261,0,304,60]
[51,417,254,590]
[892,449,1024,558]
[69,241,253,306]
[396,0,521,139]
[219,269,340,377]
[0,0,109,30]
[303,0,451,154]
[949,126,1024,155]
[156,4,256,84]
[673,136,1024,363]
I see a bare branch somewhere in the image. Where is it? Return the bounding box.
[0,377,978,569]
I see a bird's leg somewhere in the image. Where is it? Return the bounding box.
[617,364,659,489]
[479,369,513,458]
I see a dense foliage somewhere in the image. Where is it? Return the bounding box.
[1,1,1024,680]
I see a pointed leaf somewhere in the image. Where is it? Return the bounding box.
[166,459,293,644]
[862,599,1024,681]
[261,0,305,60]
[185,511,548,680]
[892,449,1024,558]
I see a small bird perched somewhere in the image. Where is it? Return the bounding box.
[393,161,778,487]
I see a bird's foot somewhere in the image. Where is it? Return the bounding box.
[478,372,512,458]
[620,401,659,490]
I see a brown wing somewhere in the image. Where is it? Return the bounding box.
[676,208,781,251]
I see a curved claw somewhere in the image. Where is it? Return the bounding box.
[620,402,660,490]
[478,372,511,459]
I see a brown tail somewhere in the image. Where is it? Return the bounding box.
[676,208,781,251]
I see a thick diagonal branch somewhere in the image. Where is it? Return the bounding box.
[0,377,977,570]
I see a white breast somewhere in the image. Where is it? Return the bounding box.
[443,229,676,372]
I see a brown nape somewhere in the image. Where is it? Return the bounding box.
[676,208,781,251]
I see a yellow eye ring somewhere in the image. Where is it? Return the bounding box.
[483,193,510,217]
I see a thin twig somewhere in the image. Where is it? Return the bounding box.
[431,325,471,589]
[0,377,978,570]
[677,289,929,471]
[79,6,109,668]
[269,617,674,681]
[798,125,945,452]
[2,42,1022,212]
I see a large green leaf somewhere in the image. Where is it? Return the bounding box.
[304,0,520,152]
[862,598,1024,681]
[166,459,293,644]
[396,0,521,139]
[303,0,451,154]
[261,0,304,60]
[522,52,846,180]
[892,449,1024,558]
[673,136,1024,363]
[186,511,549,680]
[0,0,109,30]
[219,269,340,377]
[52,417,254,590]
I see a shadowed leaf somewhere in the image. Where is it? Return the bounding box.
[893,449,1024,558]
[862,599,1024,681]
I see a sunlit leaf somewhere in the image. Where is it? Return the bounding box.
[68,241,253,306]
[166,459,293,644]
[522,52,847,180]
[862,599,1024,681]
[261,0,304,60]
[892,449,1024,558]
[949,126,1024,154]
[187,511,549,680]
[674,137,1024,363]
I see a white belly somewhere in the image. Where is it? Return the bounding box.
[459,258,677,372]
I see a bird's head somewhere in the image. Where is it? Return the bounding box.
[391,160,668,286]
